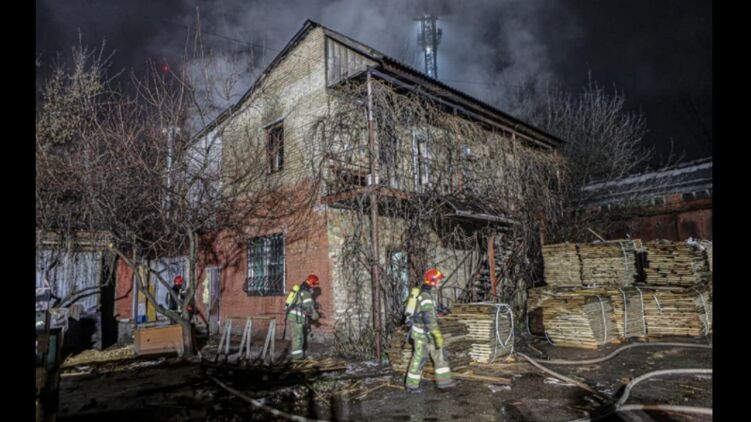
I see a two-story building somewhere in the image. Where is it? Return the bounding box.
[114,20,563,349]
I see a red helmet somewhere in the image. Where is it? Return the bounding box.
[305,274,320,288]
[174,275,184,286]
[423,268,444,287]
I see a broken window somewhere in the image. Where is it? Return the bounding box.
[266,121,284,173]
[245,233,285,296]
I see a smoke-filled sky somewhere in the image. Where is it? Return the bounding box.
[36,0,712,164]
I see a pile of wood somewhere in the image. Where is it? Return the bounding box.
[387,318,472,374]
[642,288,707,336]
[536,290,619,348]
[452,303,514,363]
[607,287,648,338]
[526,288,547,335]
[700,240,713,273]
[546,287,647,339]
[579,240,640,287]
[528,285,712,347]
[644,240,711,287]
[286,357,348,373]
[542,243,581,287]
[694,285,712,335]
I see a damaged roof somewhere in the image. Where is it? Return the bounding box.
[200,20,563,149]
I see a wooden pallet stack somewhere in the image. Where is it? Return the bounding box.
[534,289,619,348]
[452,303,514,363]
[579,240,640,287]
[644,240,711,287]
[542,243,582,286]
[641,288,706,337]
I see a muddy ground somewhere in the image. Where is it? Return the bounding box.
[55,334,712,422]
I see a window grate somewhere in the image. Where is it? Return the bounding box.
[245,233,285,296]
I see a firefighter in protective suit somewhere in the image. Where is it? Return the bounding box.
[285,274,320,361]
[405,268,456,392]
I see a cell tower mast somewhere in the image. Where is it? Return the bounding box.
[416,14,442,78]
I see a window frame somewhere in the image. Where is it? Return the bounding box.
[245,233,286,296]
[266,120,284,173]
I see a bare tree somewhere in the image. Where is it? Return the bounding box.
[507,77,651,242]
[306,78,563,356]
[36,30,319,354]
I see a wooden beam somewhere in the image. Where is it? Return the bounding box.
[488,234,497,302]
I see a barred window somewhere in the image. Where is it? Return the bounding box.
[245,233,285,296]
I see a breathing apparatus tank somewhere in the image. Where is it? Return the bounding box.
[284,284,301,309]
[404,287,421,319]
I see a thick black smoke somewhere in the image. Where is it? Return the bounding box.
[36,0,711,163]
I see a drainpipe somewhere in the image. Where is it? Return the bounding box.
[367,70,383,362]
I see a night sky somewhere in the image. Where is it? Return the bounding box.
[36,0,712,165]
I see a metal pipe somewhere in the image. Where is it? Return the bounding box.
[366,71,383,362]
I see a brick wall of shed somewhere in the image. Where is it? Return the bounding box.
[603,197,712,241]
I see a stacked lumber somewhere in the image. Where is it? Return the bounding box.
[693,284,712,335]
[526,288,547,335]
[542,243,582,286]
[527,285,712,346]
[387,318,472,374]
[569,287,647,338]
[640,288,706,337]
[700,240,713,273]
[386,328,412,373]
[644,240,711,287]
[579,240,640,287]
[452,303,514,363]
[542,291,619,348]
[607,287,648,338]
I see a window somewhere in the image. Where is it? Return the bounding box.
[266,121,284,173]
[412,130,431,190]
[387,250,410,303]
[245,233,285,296]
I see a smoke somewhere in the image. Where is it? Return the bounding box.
[36,0,711,160]
[37,0,571,109]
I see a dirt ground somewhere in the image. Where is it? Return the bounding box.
[55,333,712,422]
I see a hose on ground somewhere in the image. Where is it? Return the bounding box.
[209,374,330,422]
[534,341,712,366]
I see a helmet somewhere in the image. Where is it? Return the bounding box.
[174,275,184,286]
[305,274,319,288]
[423,268,444,287]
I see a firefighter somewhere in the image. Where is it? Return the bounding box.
[285,274,320,361]
[404,267,456,393]
[168,275,185,312]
